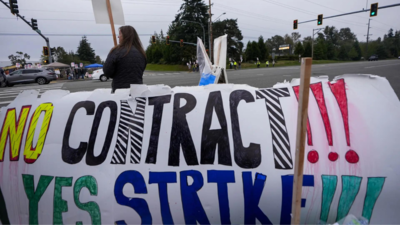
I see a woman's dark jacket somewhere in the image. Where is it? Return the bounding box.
[103,46,146,91]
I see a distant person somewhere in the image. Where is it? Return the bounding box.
[238,61,241,69]
[104,25,147,93]
[230,61,233,69]
[257,60,260,68]
[234,61,237,70]
[266,60,269,67]
[272,60,275,67]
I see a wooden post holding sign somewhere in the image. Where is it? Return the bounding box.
[106,0,117,47]
[91,0,125,47]
[291,57,312,224]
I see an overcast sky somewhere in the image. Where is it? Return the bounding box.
[0,0,399,62]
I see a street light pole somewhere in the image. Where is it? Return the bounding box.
[312,28,323,59]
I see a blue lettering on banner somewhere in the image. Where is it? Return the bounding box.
[242,172,272,225]
[114,170,152,225]
[280,175,314,224]
[149,172,177,225]
[180,170,210,224]
[207,170,235,224]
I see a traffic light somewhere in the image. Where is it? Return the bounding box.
[152,35,156,44]
[9,0,19,15]
[43,46,49,56]
[31,19,38,30]
[166,36,170,45]
[50,47,56,55]
[293,19,298,30]
[317,14,323,26]
[370,3,378,17]
[180,39,183,47]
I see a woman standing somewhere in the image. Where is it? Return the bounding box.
[104,25,147,93]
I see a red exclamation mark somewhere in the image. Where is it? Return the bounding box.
[293,83,336,163]
[328,79,359,163]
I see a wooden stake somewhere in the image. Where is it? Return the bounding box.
[106,0,117,47]
[291,57,312,224]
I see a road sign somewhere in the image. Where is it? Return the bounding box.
[16,63,20,68]
[279,44,290,50]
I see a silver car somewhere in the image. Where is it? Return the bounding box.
[6,69,57,86]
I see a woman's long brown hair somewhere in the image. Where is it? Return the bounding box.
[110,25,146,59]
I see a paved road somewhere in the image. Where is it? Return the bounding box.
[0,59,399,107]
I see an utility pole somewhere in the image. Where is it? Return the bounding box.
[0,0,52,63]
[311,28,323,59]
[209,0,213,62]
[365,18,372,58]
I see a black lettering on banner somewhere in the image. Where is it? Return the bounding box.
[86,101,118,166]
[200,91,232,166]
[111,98,147,164]
[168,93,199,166]
[145,95,172,164]
[62,101,95,164]
[256,88,293,169]
[229,90,261,169]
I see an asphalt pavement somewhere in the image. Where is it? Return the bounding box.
[0,59,399,108]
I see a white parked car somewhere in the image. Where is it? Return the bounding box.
[91,69,109,82]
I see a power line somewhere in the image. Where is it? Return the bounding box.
[0,8,173,16]
[0,17,169,23]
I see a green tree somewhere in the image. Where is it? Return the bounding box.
[245,41,253,62]
[291,32,301,44]
[8,51,30,66]
[294,42,304,56]
[303,42,312,57]
[258,36,267,61]
[353,40,362,60]
[348,47,358,60]
[166,0,209,64]
[77,36,96,63]
[95,55,102,64]
[337,45,348,60]
[251,41,261,61]
[265,35,285,53]
[52,47,68,63]
[213,19,244,61]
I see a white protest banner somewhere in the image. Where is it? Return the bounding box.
[16,63,20,68]
[91,0,125,25]
[38,64,42,68]
[71,62,75,67]
[0,75,400,224]
[80,63,83,68]
[28,64,32,69]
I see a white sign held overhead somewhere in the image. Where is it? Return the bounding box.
[80,63,83,68]
[71,62,75,67]
[16,63,20,68]
[91,0,125,25]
